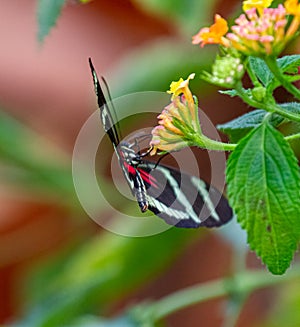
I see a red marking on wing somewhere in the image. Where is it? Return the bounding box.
[123,161,159,188]
[138,168,159,188]
[123,162,136,175]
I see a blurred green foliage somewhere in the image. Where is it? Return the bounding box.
[109,39,216,98]
[0,110,74,202]
[15,226,198,327]
[261,281,300,327]
[37,0,66,43]
[131,0,216,35]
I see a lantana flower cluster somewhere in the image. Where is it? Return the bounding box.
[192,0,300,57]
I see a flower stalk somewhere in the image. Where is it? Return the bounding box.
[235,82,300,123]
[150,74,239,154]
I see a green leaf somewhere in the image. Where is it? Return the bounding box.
[218,103,300,142]
[37,0,66,43]
[217,110,284,142]
[226,123,300,275]
[249,55,300,90]
[68,315,139,327]
[219,88,252,98]
[280,102,300,116]
[277,55,300,74]
[249,57,272,87]
[218,89,238,97]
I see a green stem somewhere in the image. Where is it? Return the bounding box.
[192,134,237,151]
[190,130,300,153]
[289,74,300,83]
[285,132,300,142]
[148,264,300,322]
[264,56,300,101]
[221,248,247,327]
[222,294,247,327]
[235,82,300,123]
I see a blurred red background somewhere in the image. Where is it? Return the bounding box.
[0,0,289,326]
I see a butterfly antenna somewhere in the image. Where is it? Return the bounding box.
[134,133,152,144]
[154,153,169,169]
[101,76,123,142]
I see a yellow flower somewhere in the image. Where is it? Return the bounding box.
[168,78,184,97]
[285,0,300,16]
[284,0,300,39]
[243,0,273,14]
[167,73,195,103]
[192,14,230,48]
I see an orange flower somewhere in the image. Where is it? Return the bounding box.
[192,14,230,47]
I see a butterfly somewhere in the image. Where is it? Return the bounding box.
[88,58,233,228]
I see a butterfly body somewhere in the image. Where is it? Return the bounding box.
[117,143,149,212]
[89,58,233,228]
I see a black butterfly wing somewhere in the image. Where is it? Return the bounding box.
[89,58,120,146]
[137,161,233,228]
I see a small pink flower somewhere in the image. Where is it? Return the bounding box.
[227,4,292,56]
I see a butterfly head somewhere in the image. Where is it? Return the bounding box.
[118,142,141,166]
